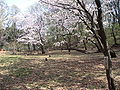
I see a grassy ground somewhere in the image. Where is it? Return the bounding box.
[0,50,120,90]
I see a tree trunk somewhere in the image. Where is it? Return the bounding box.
[112,16,117,45]
[111,26,117,45]
[117,0,120,26]
[66,43,71,54]
[95,0,116,89]
[13,41,16,55]
[67,35,71,54]
[28,43,31,51]
[32,44,36,51]
[104,44,116,90]
[40,44,45,54]
[60,43,63,52]
[83,39,87,51]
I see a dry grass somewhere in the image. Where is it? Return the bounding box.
[0,50,120,90]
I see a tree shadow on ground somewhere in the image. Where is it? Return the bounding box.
[0,54,117,90]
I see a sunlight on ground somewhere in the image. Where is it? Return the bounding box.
[94,64,105,69]
[0,51,120,89]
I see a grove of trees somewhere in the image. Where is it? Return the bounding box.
[0,0,120,89]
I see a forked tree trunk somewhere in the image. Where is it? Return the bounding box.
[88,39,101,52]
[95,0,116,89]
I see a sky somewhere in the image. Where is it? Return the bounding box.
[5,0,39,11]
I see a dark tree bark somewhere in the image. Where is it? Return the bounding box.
[40,44,45,54]
[68,35,71,54]
[32,44,36,51]
[76,0,116,89]
[83,39,87,51]
[41,0,117,89]
[95,0,116,89]
[112,16,117,45]
[88,39,101,52]
[117,0,120,26]
[65,34,71,54]
[66,42,71,54]
[27,43,31,51]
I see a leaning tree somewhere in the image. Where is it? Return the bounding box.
[40,0,117,89]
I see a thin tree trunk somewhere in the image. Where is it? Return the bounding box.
[104,43,116,90]
[117,0,120,26]
[66,43,71,54]
[111,26,117,45]
[38,29,45,54]
[83,39,87,51]
[13,41,16,55]
[32,44,36,51]
[28,43,31,51]
[60,43,63,52]
[67,35,71,54]
[40,44,45,54]
[112,17,117,45]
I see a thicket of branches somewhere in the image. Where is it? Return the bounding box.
[0,0,120,89]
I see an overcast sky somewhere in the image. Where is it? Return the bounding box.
[5,0,39,11]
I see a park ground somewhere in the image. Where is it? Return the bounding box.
[0,49,120,90]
